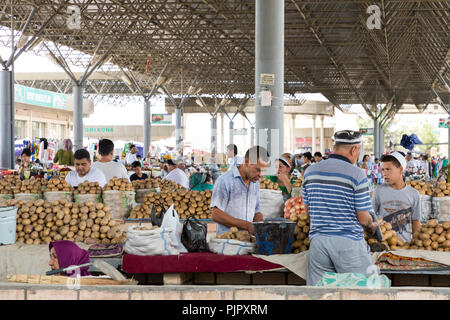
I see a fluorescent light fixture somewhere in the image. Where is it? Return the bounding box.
[121,74,132,86]
[157,87,165,94]
[156,76,166,86]
[17,34,30,49]
[195,99,202,107]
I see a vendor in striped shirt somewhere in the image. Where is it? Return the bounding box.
[302,130,380,286]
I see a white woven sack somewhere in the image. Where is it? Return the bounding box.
[44,191,73,202]
[259,189,284,218]
[432,196,450,222]
[208,238,256,255]
[419,194,432,222]
[124,225,178,256]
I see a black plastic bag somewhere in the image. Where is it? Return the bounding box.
[151,205,165,227]
[181,216,208,252]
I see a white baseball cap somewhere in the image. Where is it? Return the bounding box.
[389,151,407,171]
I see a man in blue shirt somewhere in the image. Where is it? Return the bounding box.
[211,146,270,235]
[302,130,380,285]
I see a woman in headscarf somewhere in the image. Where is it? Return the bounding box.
[266,152,296,202]
[189,172,214,192]
[48,240,91,276]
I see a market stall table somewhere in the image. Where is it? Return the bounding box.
[121,252,292,285]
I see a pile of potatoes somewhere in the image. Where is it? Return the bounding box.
[103,177,133,191]
[132,177,161,190]
[143,188,212,220]
[6,199,126,245]
[408,180,450,197]
[73,181,102,195]
[0,175,20,194]
[13,178,45,194]
[259,177,278,190]
[290,211,311,253]
[45,176,73,192]
[366,219,450,252]
[216,227,256,243]
[410,220,450,251]
[128,204,150,219]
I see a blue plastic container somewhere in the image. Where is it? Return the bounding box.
[253,218,296,255]
[0,206,18,245]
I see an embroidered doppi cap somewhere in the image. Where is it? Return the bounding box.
[333,130,362,144]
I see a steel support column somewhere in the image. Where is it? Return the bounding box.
[143,98,151,158]
[255,0,284,167]
[0,70,14,169]
[73,85,84,152]
[312,115,317,154]
[220,113,225,153]
[211,116,217,155]
[229,120,234,146]
[250,126,255,147]
[291,114,295,153]
[320,116,324,154]
[175,107,183,157]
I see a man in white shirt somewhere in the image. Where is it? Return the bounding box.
[162,157,190,189]
[226,144,243,170]
[126,144,138,165]
[405,152,418,173]
[65,149,107,188]
[92,139,130,182]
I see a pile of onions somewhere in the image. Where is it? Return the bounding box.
[284,196,305,219]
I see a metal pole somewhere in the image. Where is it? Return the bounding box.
[0,70,14,169]
[374,118,379,158]
[210,116,217,155]
[379,126,385,156]
[255,0,284,166]
[320,116,324,154]
[250,126,255,147]
[175,107,183,157]
[220,113,225,153]
[229,120,234,146]
[312,115,317,154]
[73,84,83,151]
[143,98,151,158]
[291,114,295,153]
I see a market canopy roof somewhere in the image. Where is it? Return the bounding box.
[0,0,449,119]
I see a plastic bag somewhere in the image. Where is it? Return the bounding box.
[151,204,166,227]
[161,204,188,253]
[259,189,284,218]
[208,238,256,255]
[181,216,208,252]
[314,272,391,288]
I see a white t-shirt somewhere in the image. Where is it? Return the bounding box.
[227,155,243,171]
[163,168,189,189]
[92,161,130,182]
[126,153,138,165]
[65,166,107,188]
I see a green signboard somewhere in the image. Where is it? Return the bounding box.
[152,114,172,124]
[14,84,67,110]
[85,127,114,133]
[438,118,450,128]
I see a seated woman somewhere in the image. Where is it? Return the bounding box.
[49,240,91,276]
[266,153,296,202]
[189,172,214,192]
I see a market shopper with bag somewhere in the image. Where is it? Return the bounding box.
[210,146,269,235]
[302,130,379,286]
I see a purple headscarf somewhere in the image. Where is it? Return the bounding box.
[49,240,91,276]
